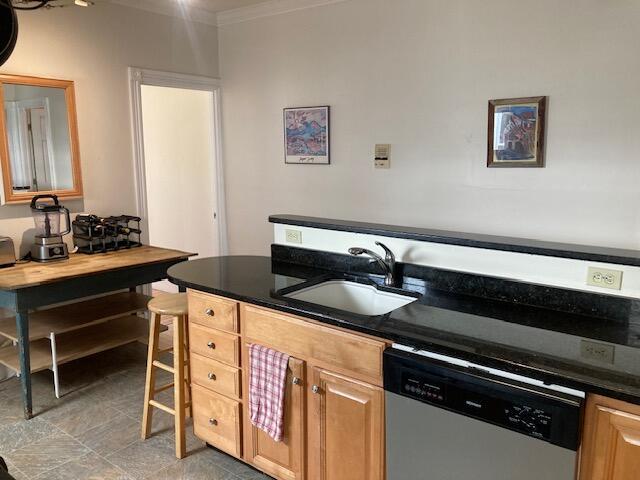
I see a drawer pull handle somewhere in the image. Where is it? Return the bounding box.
[208,372,217,381]
[205,308,215,317]
[312,385,320,394]
[292,377,301,385]
[207,341,216,349]
[209,418,218,426]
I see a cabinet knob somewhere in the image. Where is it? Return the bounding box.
[205,308,215,317]
[312,385,320,394]
[207,341,216,349]
[292,377,301,385]
[209,418,218,426]
[208,372,217,381]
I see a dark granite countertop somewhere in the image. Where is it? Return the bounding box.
[270,214,640,267]
[169,255,640,404]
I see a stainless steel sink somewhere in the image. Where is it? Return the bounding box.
[284,279,417,316]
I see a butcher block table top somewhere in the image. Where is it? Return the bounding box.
[0,246,195,290]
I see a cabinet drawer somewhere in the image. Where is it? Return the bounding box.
[192,384,241,458]
[189,322,240,366]
[242,305,387,384]
[191,352,241,399]
[188,290,239,333]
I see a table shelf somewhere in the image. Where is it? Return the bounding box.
[0,292,151,342]
[0,315,152,374]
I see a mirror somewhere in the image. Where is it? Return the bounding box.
[0,74,83,204]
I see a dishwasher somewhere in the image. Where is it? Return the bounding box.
[384,345,584,480]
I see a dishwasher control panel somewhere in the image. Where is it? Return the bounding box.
[505,404,553,439]
[385,348,583,451]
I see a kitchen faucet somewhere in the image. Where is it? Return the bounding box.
[348,241,396,287]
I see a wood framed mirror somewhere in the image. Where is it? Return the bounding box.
[0,74,83,204]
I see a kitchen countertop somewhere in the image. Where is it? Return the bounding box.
[168,255,640,404]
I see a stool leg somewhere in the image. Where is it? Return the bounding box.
[173,314,186,459]
[141,313,161,440]
[183,314,193,418]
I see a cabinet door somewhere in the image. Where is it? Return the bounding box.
[580,395,640,480]
[308,367,384,480]
[242,344,306,480]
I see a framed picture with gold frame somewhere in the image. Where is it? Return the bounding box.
[487,96,546,168]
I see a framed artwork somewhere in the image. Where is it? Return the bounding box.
[284,106,330,164]
[487,96,546,168]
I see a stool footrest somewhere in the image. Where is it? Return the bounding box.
[155,382,174,394]
[149,400,175,416]
[152,360,175,374]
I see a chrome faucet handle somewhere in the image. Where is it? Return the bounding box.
[375,241,395,266]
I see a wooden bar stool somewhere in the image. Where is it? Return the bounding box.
[141,293,192,459]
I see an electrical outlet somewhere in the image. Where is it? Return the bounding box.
[580,339,615,364]
[586,267,623,290]
[285,229,302,244]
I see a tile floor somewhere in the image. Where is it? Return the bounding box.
[0,343,270,480]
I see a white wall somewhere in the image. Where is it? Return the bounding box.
[219,0,640,256]
[0,2,219,257]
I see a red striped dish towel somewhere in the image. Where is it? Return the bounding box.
[249,343,290,442]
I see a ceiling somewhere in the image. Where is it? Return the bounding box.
[177,0,272,13]
[113,0,272,14]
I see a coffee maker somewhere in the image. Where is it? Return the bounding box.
[30,194,71,262]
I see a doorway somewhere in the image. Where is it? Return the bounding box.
[129,68,227,293]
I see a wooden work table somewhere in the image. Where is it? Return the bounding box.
[0,245,194,419]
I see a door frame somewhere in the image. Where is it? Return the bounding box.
[128,67,228,255]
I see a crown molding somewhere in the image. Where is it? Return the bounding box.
[107,0,218,27]
[216,0,351,26]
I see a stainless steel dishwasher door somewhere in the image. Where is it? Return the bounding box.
[386,391,578,480]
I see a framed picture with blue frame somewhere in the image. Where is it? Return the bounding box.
[487,96,547,168]
[284,106,330,164]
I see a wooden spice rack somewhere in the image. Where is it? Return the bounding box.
[0,292,154,397]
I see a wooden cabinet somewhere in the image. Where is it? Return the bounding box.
[308,368,385,480]
[579,394,640,480]
[188,292,388,480]
[242,344,306,480]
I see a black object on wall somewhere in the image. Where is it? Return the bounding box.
[0,0,18,67]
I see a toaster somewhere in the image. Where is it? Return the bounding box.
[0,237,16,268]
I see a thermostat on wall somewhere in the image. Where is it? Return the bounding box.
[375,144,391,169]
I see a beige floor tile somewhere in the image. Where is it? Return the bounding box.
[40,391,120,437]
[34,451,132,480]
[105,435,178,480]
[6,430,90,478]
[0,417,55,456]
[74,413,141,457]
[149,449,239,480]
[200,448,267,479]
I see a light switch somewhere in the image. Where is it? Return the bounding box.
[375,144,391,169]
